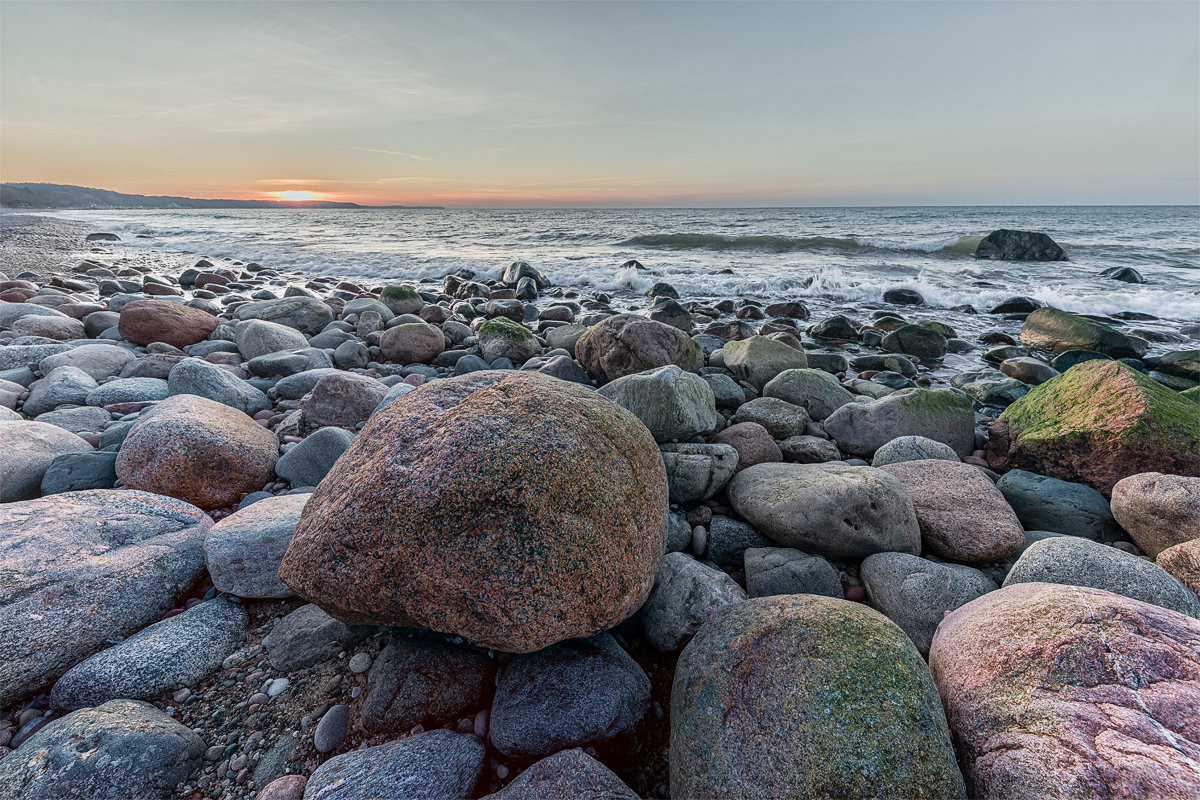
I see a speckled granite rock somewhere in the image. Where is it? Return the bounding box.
[480,749,638,799]
[302,729,484,800]
[0,490,210,708]
[575,314,704,383]
[279,371,668,653]
[929,583,1200,800]
[671,595,965,799]
[361,635,495,734]
[1111,472,1200,557]
[204,494,309,598]
[0,419,94,502]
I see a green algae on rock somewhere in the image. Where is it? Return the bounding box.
[670,595,965,800]
[277,370,669,653]
[986,360,1200,495]
[476,316,541,363]
[823,387,976,458]
[1018,306,1147,359]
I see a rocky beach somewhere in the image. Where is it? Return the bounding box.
[1,213,1198,800]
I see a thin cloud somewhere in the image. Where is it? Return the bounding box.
[350,147,433,162]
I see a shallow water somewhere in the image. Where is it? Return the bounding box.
[30,205,1200,322]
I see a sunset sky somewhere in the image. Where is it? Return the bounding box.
[2,1,1197,207]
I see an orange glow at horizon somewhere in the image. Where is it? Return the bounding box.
[268,190,325,202]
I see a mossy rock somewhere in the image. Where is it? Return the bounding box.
[823,388,976,458]
[380,284,423,315]
[1182,386,1200,404]
[671,595,965,799]
[721,335,808,391]
[477,317,540,364]
[1019,307,1147,359]
[986,360,1200,495]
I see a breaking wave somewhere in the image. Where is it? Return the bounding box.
[620,232,983,256]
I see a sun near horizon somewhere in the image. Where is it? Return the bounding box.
[268,190,327,202]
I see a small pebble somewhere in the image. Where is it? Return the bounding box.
[691,525,707,557]
[313,704,349,753]
[266,677,289,697]
[347,651,372,673]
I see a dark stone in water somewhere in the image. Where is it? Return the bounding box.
[950,304,979,314]
[621,259,646,271]
[883,288,924,305]
[989,296,1042,314]
[715,268,734,275]
[1112,311,1158,321]
[974,229,1067,261]
[872,371,917,390]
[1098,266,1145,284]
[85,232,120,241]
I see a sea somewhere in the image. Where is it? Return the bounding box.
[36,205,1200,323]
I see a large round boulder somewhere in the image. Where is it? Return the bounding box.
[929,583,1200,799]
[575,314,703,383]
[115,393,279,510]
[671,595,965,799]
[117,299,219,348]
[277,370,669,653]
[1110,472,1200,557]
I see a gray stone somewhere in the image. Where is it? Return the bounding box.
[167,357,270,415]
[728,462,921,560]
[275,368,340,400]
[706,515,774,569]
[641,552,747,652]
[996,469,1120,540]
[666,511,691,553]
[721,336,808,391]
[39,451,119,495]
[950,366,1031,407]
[252,735,300,788]
[519,354,590,384]
[313,704,349,753]
[0,420,94,502]
[0,699,205,800]
[118,352,184,380]
[204,494,309,598]
[262,603,369,672]
[659,443,738,504]
[333,339,369,369]
[823,388,976,458]
[0,490,210,708]
[276,428,353,488]
[0,343,71,371]
[731,396,811,439]
[34,405,110,435]
[303,729,484,800]
[23,365,99,416]
[702,372,745,409]
[598,365,723,441]
[49,597,247,710]
[361,635,495,734]
[39,343,137,381]
[489,633,650,759]
[233,296,334,336]
[370,381,418,416]
[743,547,842,599]
[1003,537,1200,618]
[871,435,961,467]
[247,347,333,378]
[881,324,948,359]
[82,311,121,338]
[762,368,855,421]
[85,377,169,406]
[236,319,309,360]
[860,552,997,656]
[778,434,842,463]
[0,300,69,330]
[480,749,639,800]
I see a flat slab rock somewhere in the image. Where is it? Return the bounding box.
[929,582,1200,800]
[0,490,211,707]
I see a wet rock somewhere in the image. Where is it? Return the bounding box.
[974,229,1067,261]
[882,324,948,360]
[1099,265,1145,283]
[1000,356,1059,385]
[883,287,925,305]
[949,366,1031,407]
[1019,307,1147,359]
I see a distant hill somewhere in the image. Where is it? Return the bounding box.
[0,183,441,210]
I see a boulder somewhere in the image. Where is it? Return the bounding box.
[167,357,270,415]
[11,314,85,340]
[0,490,210,707]
[727,463,921,560]
[49,597,247,710]
[302,729,484,800]
[298,372,387,430]
[480,749,638,800]
[881,324,948,360]
[731,396,811,439]
[995,469,1119,540]
[205,494,309,598]
[275,426,354,488]
[0,420,94,501]
[597,364,723,442]
[1110,472,1200,557]
[1158,539,1200,595]
[39,343,136,381]
[0,300,68,330]
[949,366,1031,407]
[379,284,424,316]
[278,371,668,653]
[659,442,739,504]
[641,552,747,652]
[709,421,782,469]
[929,583,1200,800]
[39,451,119,495]
[1019,307,1147,359]
[86,377,169,407]
[871,434,960,466]
[575,314,703,383]
[232,296,334,336]
[0,699,206,800]
[262,603,368,672]
[860,552,997,656]
[22,365,99,416]
[973,229,1068,261]
[879,459,1025,564]
[779,434,842,463]
[743,547,842,599]
[379,322,445,364]
[115,393,279,510]
[235,319,309,360]
[477,317,540,363]
[671,595,965,799]
[1003,536,1200,617]
[824,388,975,458]
[721,335,808,391]
[1001,356,1059,385]
[117,299,218,348]
[985,361,1200,495]
[361,635,495,734]
[489,633,650,759]
[762,368,855,420]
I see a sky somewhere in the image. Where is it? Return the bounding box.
[1,1,1197,207]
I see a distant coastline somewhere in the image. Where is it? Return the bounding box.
[0,182,444,210]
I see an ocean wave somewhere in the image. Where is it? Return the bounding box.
[619,232,982,256]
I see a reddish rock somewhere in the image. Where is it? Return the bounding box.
[58,303,107,320]
[879,459,1025,564]
[929,583,1200,800]
[115,394,279,510]
[419,305,451,324]
[298,372,387,431]
[709,422,782,470]
[278,371,668,653]
[1111,472,1200,558]
[117,300,219,348]
[194,272,230,289]
[379,322,445,364]
[575,314,704,383]
[144,282,183,297]
[256,775,306,800]
[1158,539,1200,595]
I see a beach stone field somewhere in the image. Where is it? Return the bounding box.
[1,220,1199,800]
